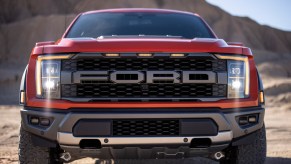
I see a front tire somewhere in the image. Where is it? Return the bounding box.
[18,123,62,164]
[221,125,266,164]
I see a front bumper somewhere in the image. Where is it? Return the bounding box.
[20,107,264,158]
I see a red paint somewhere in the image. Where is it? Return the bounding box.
[26,9,259,110]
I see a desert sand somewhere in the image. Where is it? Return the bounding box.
[0,104,290,164]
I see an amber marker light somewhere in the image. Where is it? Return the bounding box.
[105,53,119,57]
[171,53,185,57]
[138,53,152,57]
[259,91,265,104]
[36,54,72,97]
[20,91,26,104]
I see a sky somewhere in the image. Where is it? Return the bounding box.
[206,0,291,32]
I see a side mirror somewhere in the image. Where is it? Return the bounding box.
[227,42,244,46]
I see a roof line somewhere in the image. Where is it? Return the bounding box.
[82,8,198,16]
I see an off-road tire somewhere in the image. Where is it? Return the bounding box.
[220,125,266,164]
[18,123,62,164]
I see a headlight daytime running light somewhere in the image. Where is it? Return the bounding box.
[36,55,72,99]
[215,54,250,98]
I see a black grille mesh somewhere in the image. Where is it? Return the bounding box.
[61,84,227,99]
[62,58,226,71]
[113,119,179,136]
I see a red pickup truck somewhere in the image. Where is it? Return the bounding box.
[19,8,266,164]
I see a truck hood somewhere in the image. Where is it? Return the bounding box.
[39,38,251,55]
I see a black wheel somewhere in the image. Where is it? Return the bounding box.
[221,125,266,164]
[18,122,63,164]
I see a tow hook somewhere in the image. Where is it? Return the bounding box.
[60,152,72,162]
[213,151,225,160]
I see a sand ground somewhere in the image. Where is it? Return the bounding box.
[0,105,290,164]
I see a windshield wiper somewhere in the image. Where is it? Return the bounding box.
[97,35,185,39]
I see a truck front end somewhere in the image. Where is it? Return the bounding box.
[19,9,266,164]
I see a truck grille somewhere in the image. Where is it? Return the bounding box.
[113,119,179,136]
[60,54,227,101]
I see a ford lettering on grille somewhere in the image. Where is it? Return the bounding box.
[72,71,216,84]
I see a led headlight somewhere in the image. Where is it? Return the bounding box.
[41,60,60,98]
[216,54,250,99]
[228,60,246,98]
[36,55,72,99]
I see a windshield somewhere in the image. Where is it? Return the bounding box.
[65,12,215,39]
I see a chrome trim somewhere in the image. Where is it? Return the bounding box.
[57,131,233,146]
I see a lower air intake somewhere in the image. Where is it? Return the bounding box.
[113,119,179,136]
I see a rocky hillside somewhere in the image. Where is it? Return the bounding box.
[1,0,291,53]
[0,0,291,105]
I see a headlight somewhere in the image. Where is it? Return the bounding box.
[216,54,250,98]
[41,61,60,98]
[36,55,72,99]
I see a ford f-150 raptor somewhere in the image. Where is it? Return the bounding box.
[19,8,266,164]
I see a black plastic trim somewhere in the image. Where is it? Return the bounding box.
[231,129,258,146]
[31,134,57,148]
[73,119,111,137]
[180,119,218,136]
[221,106,263,114]
[72,118,218,137]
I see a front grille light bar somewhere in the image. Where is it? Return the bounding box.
[138,53,152,57]
[171,53,185,57]
[105,53,119,57]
